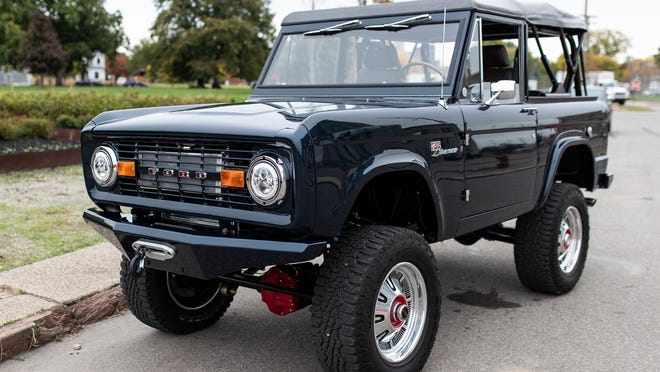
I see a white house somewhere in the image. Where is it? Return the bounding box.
[75,51,106,82]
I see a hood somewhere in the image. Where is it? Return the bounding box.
[89,101,382,140]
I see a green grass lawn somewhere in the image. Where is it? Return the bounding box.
[0,166,104,271]
[629,94,660,103]
[618,105,654,112]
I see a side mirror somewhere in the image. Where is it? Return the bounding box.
[484,80,516,106]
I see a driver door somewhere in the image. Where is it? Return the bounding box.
[458,16,539,231]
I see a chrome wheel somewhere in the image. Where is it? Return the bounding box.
[373,262,428,363]
[557,206,583,273]
[166,273,221,311]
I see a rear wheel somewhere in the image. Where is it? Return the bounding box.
[514,183,590,294]
[311,226,441,371]
[120,258,235,334]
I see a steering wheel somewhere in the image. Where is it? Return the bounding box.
[400,61,445,83]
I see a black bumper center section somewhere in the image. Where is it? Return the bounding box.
[83,208,326,280]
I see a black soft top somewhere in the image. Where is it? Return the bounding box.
[282,0,586,31]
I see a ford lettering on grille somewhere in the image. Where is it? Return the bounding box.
[114,139,258,209]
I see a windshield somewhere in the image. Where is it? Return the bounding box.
[262,22,460,87]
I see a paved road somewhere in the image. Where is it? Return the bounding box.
[4,109,660,371]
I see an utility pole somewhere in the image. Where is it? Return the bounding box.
[584,0,590,28]
[583,0,590,67]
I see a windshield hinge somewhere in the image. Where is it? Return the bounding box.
[462,130,471,146]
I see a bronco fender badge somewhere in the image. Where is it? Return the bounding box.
[430,141,459,157]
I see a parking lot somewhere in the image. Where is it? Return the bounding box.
[3,108,659,371]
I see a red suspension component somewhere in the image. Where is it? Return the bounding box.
[260,266,303,316]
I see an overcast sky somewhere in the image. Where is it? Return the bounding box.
[105,0,659,59]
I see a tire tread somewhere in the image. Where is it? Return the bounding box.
[311,226,440,372]
[514,183,590,294]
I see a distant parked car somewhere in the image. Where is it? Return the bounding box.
[600,82,630,105]
[75,80,103,87]
[123,79,148,87]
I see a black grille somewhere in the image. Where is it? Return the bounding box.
[113,138,261,209]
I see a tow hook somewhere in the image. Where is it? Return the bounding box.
[129,240,177,275]
[129,248,146,275]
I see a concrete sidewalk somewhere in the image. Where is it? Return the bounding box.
[0,243,124,362]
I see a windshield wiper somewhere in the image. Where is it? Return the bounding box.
[304,19,362,36]
[365,14,432,31]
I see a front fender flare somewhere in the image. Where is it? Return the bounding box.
[338,149,443,237]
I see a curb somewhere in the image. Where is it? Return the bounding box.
[0,148,81,173]
[0,286,126,363]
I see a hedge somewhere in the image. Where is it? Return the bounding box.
[0,91,227,139]
[0,117,53,139]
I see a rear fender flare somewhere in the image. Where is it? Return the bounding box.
[537,137,594,208]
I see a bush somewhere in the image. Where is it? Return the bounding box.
[56,114,80,129]
[0,91,224,130]
[20,118,53,138]
[0,89,248,139]
[0,119,20,139]
[0,118,52,139]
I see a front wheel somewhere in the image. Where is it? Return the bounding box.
[514,183,590,294]
[311,226,441,371]
[120,258,235,334]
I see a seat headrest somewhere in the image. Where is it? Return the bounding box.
[362,42,400,70]
[483,45,511,69]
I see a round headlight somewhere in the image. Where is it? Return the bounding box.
[247,155,287,206]
[91,146,118,188]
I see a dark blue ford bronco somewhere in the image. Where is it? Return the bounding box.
[82,1,613,370]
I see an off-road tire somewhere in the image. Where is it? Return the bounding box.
[311,225,441,372]
[514,183,590,294]
[120,258,234,334]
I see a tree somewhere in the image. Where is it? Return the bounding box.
[129,39,159,78]
[0,17,24,68]
[18,12,68,85]
[38,0,126,85]
[107,53,129,80]
[581,52,628,81]
[588,30,631,58]
[0,1,38,68]
[153,0,275,88]
[655,47,660,70]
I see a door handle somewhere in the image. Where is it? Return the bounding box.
[521,107,538,114]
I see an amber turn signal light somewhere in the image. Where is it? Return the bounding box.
[221,170,245,188]
[117,161,136,177]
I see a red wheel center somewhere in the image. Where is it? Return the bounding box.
[563,229,572,250]
[390,295,408,328]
